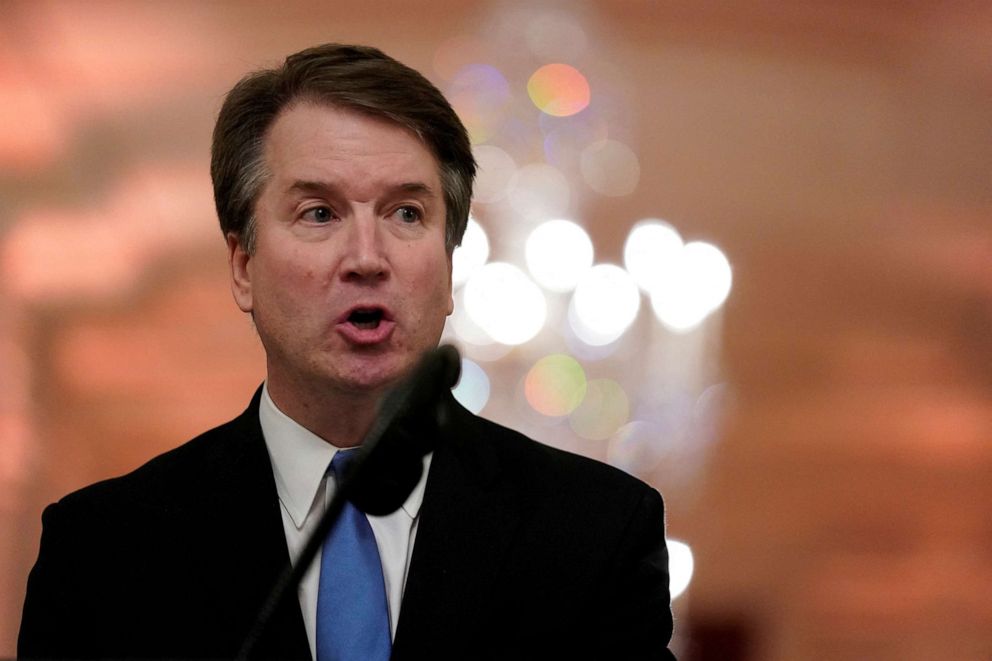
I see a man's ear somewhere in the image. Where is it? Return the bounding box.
[227,233,253,313]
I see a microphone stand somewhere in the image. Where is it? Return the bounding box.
[236,345,461,660]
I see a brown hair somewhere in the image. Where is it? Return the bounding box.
[211,43,475,254]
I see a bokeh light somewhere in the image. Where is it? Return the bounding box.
[606,420,669,477]
[449,289,493,346]
[651,285,710,333]
[525,11,588,62]
[473,145,517,204]
[667,539,695,599]
[542,113,610,170]
[463,343,514,363]
[452,216,489,288]
[446,299,514,362]
[538,104,608,137]
[569,264,640,345]
[580,139,640,196]
[507,163,571,221]
[624,220,684,293]
[447,63,511,143]
[493,115,544,159]
[569,378,629,440]
[524,354,588,417]
[525,219,594,292]
[463,262,547,345]
[452,358,490,414]
[650,241,733,333]
[527,63,591,117]
[682,241,733,313]
[563,322,622,362]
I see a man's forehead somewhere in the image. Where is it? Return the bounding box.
[262,100,443,183]
[267,100,432,154]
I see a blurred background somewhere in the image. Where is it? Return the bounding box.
[1,1,991,658]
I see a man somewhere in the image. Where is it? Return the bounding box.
[19,44,675,659]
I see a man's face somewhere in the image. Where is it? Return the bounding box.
[228,102,454,401]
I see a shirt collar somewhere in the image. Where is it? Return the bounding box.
[258,382,431,528]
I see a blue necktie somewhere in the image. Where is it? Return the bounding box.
[316,449,391,661]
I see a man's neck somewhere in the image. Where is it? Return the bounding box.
[264,376,383,448]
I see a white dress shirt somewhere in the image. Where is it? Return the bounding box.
[258,384,432,661]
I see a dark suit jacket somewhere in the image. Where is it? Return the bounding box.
[19,388,675,660]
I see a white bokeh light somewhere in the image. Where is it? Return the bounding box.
[651,240,733,333]
[624,220,683,293]
[507,163,571,222]
[682,241,733,313]
[667,539,694,599]
[650,286,710,333]
[452,358,491,414]
[452,216,489,288]
[569,264,640,346]
[580,139,640,197]
[448,295,514,361]
[525,219,594,292]
[473,145,517,204]
[464,262,547,345]
[450,292,494,346]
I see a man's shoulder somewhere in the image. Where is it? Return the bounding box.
[454,406,658,505]
[53,396,260,518]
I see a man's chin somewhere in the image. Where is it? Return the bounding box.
[331,358,411,397]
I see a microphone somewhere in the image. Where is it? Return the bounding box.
[346,343,461,515]
[237,344,461,660]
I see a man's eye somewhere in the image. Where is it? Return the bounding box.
[394,206,422,224]
[302,206,334,223]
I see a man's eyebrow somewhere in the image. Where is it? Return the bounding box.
[287,180,337,195]
[285,180,436,196]
[392,182,435,196]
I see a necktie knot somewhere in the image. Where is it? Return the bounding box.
[329,448,359,478]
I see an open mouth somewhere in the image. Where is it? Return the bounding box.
[347,308,385,330]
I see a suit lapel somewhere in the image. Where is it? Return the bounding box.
[392,399,526,656]
[207,388,312,660]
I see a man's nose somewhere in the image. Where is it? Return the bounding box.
[339,215,389,283]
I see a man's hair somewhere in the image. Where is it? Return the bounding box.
[211,43,476,254]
